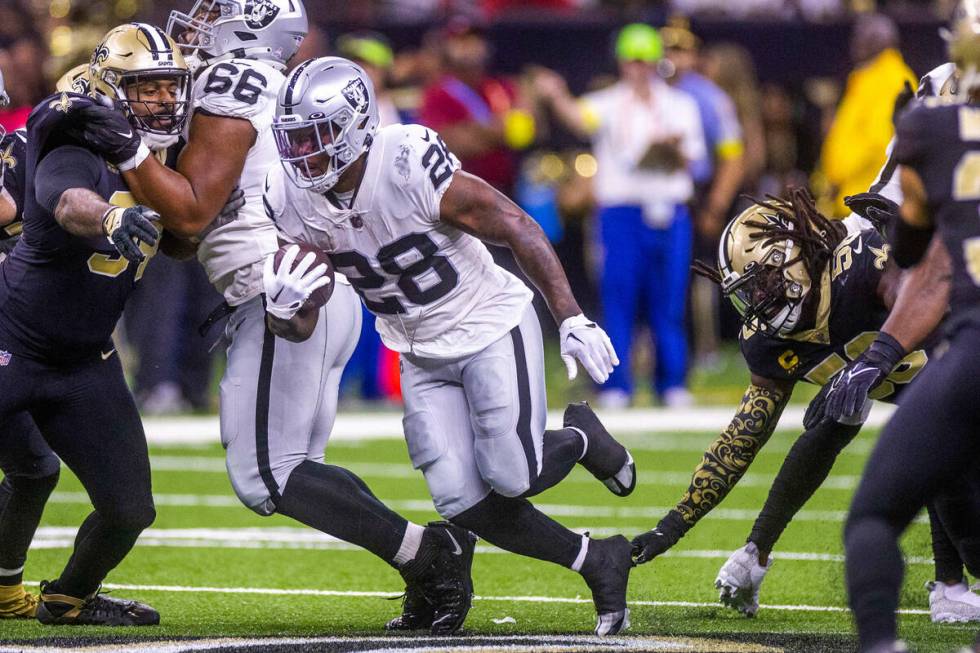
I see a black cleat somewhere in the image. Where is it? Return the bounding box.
[36,581,159,626]
[579,535,632,636]
[565,402,636,496]
[395,521,476,635]
[385,584,434,631]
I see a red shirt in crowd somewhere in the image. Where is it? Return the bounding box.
[419,75,518,193]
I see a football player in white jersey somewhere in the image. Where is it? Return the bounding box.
[71,1,476,634]
[264,57,638,636]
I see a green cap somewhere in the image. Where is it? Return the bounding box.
[337,33,394,69]
[615,23,663,63]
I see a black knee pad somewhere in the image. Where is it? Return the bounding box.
[3,467,59,495]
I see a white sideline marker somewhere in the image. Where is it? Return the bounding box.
[142,405,897,445]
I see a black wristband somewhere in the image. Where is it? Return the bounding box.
[657,510,688,542]
[867,331,907,371]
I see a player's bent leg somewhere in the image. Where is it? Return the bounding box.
[451,492,632,635]
[748,420,862,558]
[562,402,635,497]
[0,416,59,619]
[0,422,61,619]
[30,354,157,626]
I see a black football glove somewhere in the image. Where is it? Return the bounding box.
[823,332,906,424]
[70,104,144,168]
[631,512,685,565]
[844,192,900,233]
[102,205,160,263]
[802,380,835,430]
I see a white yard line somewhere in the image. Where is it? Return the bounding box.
[49,491,925,524]
[16,579,928,616]
[145,457,862,490]
[26,527,934,565]
[142,405,896,445]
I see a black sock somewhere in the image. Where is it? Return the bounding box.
[524,428,585,497]
[278,460,408,564]
[56,501,154,598]
[927,503,965,583]
[0,473,59,586]
[749,421,860,553]
[845,516,904,651]
[452,491,582,568]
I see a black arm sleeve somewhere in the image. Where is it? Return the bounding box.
[34,145,102,215]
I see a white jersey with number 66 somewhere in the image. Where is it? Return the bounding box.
[264,123,533,359]
[191,58,284,306]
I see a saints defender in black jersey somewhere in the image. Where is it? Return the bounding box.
[845,1,980,649]
[629,188,978,620]
[0,23,192,626]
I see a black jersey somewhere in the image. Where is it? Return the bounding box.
[894,99,980,327]
[740,226,929,402]
[0,128,27,254]
[0,93,160,363]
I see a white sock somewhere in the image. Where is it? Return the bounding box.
[568,426,589,461]
[393,522,426,566]
[571,535,590,572]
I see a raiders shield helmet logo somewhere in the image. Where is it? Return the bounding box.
[244,0,280,30]
[342,78,369,112]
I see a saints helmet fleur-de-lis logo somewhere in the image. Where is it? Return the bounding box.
[93,44,110,66]
[48,93,73,113]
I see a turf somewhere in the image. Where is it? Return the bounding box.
[0,426,974,652]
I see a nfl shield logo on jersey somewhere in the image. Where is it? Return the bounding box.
[0,351,11,366]
[244,0,279,29]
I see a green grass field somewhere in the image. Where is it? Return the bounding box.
[0,423,974,652]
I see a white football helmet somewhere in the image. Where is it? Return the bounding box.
[273,57,380,194]
[167,0,307,73]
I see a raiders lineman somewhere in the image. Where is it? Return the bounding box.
[264,57,637,636]
[72,0,475,633]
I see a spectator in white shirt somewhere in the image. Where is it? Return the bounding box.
[535,23,706,407]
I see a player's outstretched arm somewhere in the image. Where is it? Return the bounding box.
[440,170,581,323]
[69,103,254,239]
[440,170,618,383]
[632,376,792,564]
[124,114,255,239]
[879,235,950,350]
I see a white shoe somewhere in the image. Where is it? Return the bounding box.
[596,389,630,410]
[663,387,694,408]
[715,542,771,617]
[928,580,980,623]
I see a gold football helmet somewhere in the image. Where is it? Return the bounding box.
[946,0,980,98]
[89,23,191,149]
[700,189,846,336]
[55,64,91,95]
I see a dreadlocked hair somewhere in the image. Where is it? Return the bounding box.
[691,187,847,287]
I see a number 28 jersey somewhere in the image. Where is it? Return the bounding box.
[265,123,534,359]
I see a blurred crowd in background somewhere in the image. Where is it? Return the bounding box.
[0,0,946,411]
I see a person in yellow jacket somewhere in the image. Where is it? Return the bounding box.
[820,13,916,216]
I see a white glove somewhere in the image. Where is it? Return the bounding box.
[262,245,331,321]
[559,314,619,384]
